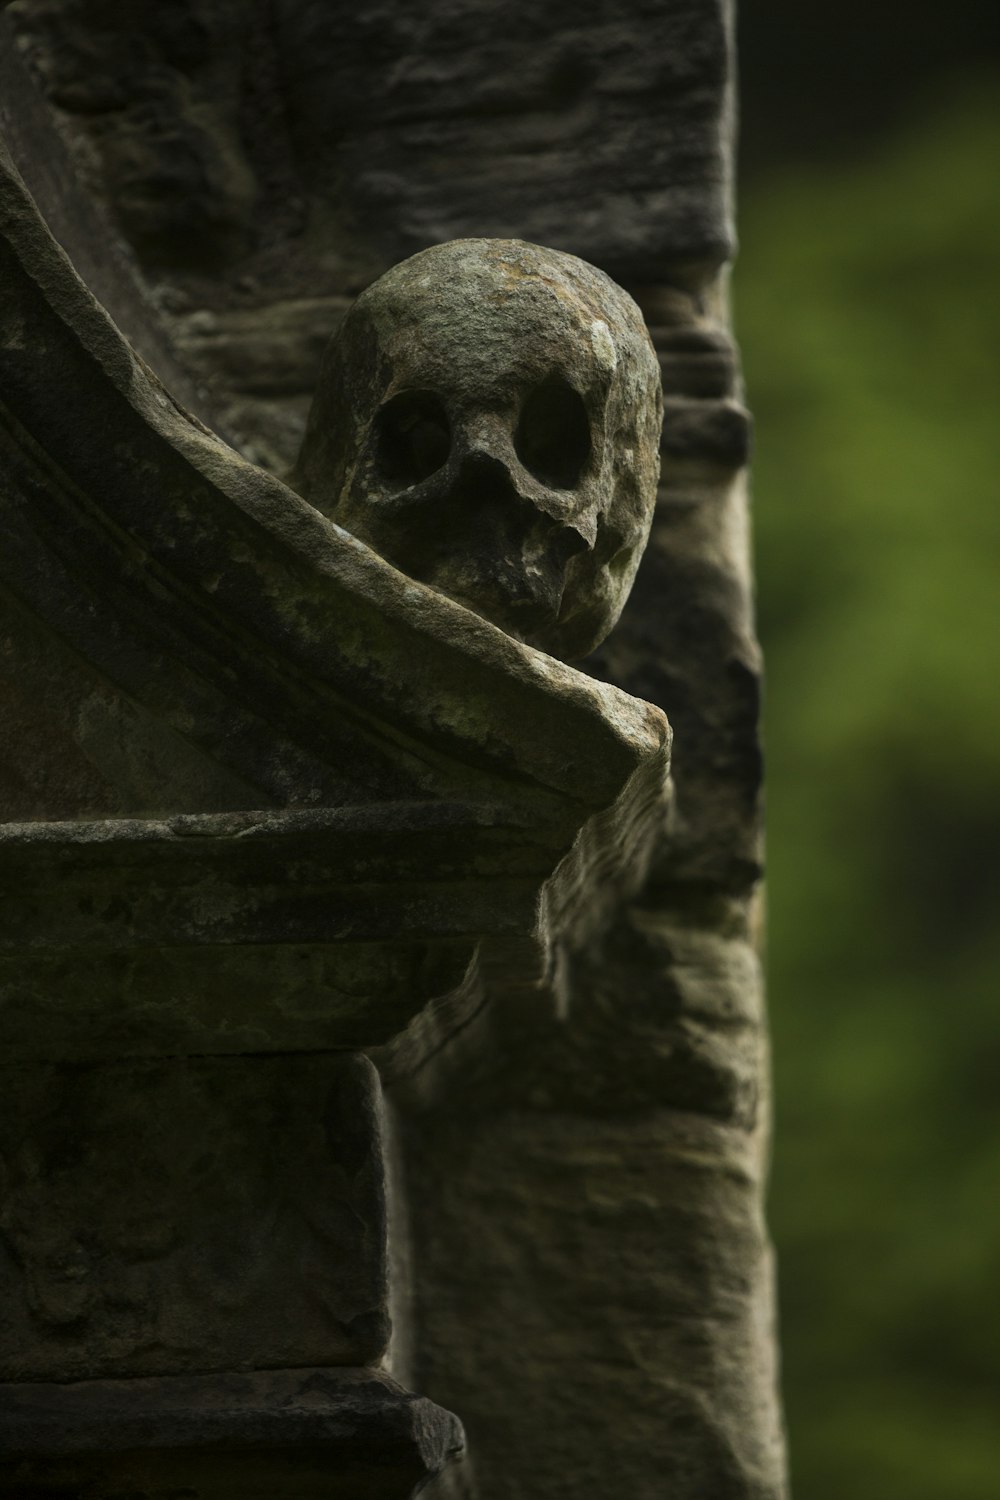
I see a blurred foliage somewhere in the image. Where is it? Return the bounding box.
[736,80,1000,1500]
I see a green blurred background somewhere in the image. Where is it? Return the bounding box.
[736,8,1000,1496]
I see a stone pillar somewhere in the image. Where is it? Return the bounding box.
[0,3,786,1496]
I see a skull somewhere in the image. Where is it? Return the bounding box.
[293,239,662,660]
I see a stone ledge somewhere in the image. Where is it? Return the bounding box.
[0,1366,464,1499]
[0,756,668,1063]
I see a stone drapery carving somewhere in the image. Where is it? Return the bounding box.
[293,239,663,660]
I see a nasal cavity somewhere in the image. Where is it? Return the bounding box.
[515,376,591,489]
[374,391,451,487]
[457,445,517,494]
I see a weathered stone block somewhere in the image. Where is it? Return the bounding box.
[0,1053,388,1381]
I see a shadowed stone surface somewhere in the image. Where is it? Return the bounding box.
[2,2,734,472]
[0,1367,465,1499]
[0,792,670,1064]
[4,1,732,287]
[0,1054,388,1382]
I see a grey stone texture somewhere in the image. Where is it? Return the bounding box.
[0,2,785,1497]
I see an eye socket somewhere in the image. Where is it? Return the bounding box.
[515,376,591,489]
[374,391,451,486]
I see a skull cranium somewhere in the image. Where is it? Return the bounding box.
[293,239,662,660]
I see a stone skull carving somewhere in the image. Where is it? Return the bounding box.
[293,239,662,660]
